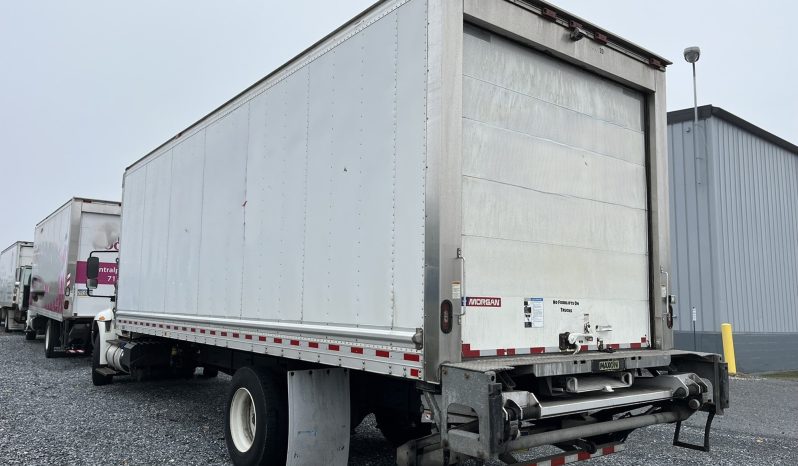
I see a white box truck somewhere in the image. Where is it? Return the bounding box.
[0,241,34,332]
[29,198,120,357]
[89,1,729,464]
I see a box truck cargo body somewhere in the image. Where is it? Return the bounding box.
[0,241,33,331]
[29,198,120,356]
[90,1,728,464]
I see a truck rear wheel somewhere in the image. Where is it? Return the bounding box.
[224,366,288,466]
[44,319,62,358]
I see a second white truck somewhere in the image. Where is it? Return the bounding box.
[89,1,729,465]
[0,241,34,332]
[28,198,120,356]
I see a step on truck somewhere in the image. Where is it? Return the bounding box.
[89,0,729,464]
[0,241,34,332]
[29,198,120,356]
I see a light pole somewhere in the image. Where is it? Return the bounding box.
[683,46,701,130]
[683,46,700,350]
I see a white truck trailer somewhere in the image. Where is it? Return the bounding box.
[89,1,729,464]
[0,241,34,332]
[29,198,120,357]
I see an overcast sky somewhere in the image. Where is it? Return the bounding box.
[1,0,795,250]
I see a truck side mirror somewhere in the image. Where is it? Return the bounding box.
[86,256,100,289]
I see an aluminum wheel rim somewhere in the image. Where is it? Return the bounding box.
[230,387,257,453]
[45,323,50,349]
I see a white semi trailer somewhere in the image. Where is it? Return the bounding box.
[89,1,729,465]
[29,198,120,356]
[0,241,34,332]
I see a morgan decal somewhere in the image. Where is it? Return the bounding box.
[465,296,502,307]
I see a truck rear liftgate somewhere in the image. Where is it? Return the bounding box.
[401,350,728,464]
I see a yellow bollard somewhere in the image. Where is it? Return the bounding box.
[721,323,737,376]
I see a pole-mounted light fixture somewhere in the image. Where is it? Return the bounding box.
[684,45,702,349]
[684,46,701,128]
[683,46,701,64]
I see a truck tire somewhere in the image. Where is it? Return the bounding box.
[225,366,288,466]
[44,319,62,358]
[2,311,9,332]
[375,408,432,447]
[92,327,113,386]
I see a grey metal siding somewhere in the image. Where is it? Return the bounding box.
[669,108,798,371]
[668,119,717,333]
[710,117,798,333]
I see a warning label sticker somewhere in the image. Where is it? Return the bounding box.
[465,297,502,307]
[553,298,581,314]
[524,297,544,328]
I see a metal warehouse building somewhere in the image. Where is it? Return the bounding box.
[668,105,798,372]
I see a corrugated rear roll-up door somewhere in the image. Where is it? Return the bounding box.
[460,24,650,355]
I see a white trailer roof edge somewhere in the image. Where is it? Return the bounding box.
[1,241,33,255]
[35,197,121,227]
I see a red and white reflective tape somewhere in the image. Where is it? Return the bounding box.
[116,317,423,380]
[525,443,625,466]
[462,337,649,359]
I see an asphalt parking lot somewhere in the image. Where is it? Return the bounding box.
[1,331,796,465]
